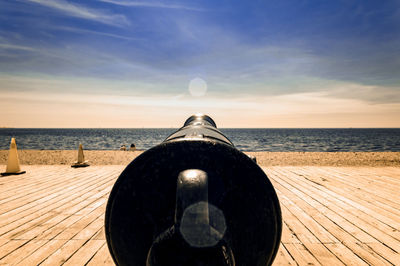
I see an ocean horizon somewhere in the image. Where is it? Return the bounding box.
[1,128,399,152]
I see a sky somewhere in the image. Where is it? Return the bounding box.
[0,0,399,128]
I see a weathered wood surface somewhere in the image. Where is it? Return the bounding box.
[0,165,399,265]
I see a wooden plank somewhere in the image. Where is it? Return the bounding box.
[0,167,93,208]
[280,205,344,265]
[33,189,111,240]
[92,227,105,240]
[266,167,394,265]
[14,198,107,240]
[272,244,297,265]
[324,243,372,266]
[0,239,47,265]
[0,240,29,261]
[285,167,398,265]
[0,168,105,218]
[0,239,8,247]
[280,167,400,252]
[16,239,69,265]
[313,167,400,213]
[284,243,321,266]
[39,239,86,266]
[269,168,378,243]
[63,239,104,266]
[53,205,106,240]
[270,166,394,262]
[280,221,301,244]
[72,212,105,240]
[0,174,113,239]
[86,242,115,266]
[296,167,400,230]
[279,194,338,244]
[0,167,58,193]
[0,167,118,228]
[366,243,400,265]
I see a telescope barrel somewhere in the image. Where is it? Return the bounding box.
[105,114,282,266]
[164,114,233,146]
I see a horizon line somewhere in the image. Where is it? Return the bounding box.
[1,127,400,129]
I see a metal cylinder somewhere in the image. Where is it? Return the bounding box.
[105,114,282,266]
[164,114,233,145]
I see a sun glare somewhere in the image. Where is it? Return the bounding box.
[188,77,207,97]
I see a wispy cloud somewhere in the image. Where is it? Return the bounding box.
[52,26,137,41]
[2,87,400,127]
[324,83,400,104]
[0,43,37,52]
[99,0,206,11]
[24,0,129,26]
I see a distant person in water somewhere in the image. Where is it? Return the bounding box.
[129,143,136,151]
[120,144,126,151]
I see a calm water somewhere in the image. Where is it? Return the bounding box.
[0,128,399,152]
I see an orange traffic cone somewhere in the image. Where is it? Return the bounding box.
[71,144,89,168]
[1,138,26,176]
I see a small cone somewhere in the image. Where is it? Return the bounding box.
[71,144,89,168]
[1,138,26,176]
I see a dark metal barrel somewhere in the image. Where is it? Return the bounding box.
[105,114,282,266]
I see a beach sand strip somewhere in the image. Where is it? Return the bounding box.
[0,150,399,166]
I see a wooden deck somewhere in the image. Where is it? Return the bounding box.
[0,165,399,265]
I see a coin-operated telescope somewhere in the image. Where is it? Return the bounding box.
[105,114,282,266]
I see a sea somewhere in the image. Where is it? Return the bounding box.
[0,128,399,152]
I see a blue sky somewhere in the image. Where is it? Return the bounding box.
[0,0,399,127]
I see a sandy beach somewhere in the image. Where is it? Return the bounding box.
[0,150,399,166]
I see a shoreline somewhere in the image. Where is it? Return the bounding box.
[1,150,399,166]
